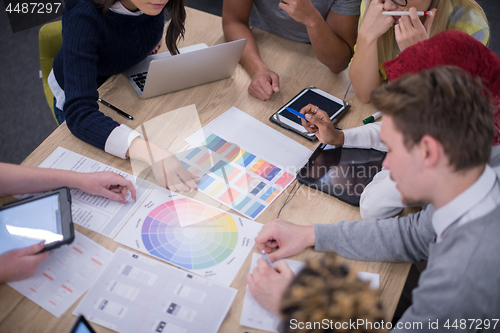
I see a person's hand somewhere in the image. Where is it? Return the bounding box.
[151,39,162,55]
[300,104,345,145]
[246,259,295,316]
[249,68,280,101]
[151,155,200,192]
[0,241,50,283]
[77,171,137,204]
[279,0,321,27]
[255,219,315,262]
[358,0,395,44]
[395,7,436,51]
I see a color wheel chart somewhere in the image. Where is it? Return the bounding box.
[177,134,296,220]
[141,198,238,270]
[115,190,262,286]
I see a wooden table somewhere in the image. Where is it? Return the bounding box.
[0,7,410,333]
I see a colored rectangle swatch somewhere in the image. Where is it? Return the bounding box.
[197,174,215,190]
[235,174,256,190]
[225,147,241,160]
[235,196,252,210]
[185,147,202,160]
[235,151,256,167]
[219,188,241,205]
[249,159,265,174]
[261,188,280,203]
[250,182,266,196]
[245,202,266,219]
[216,142,232,155]
[209,182,226,196]
[275,172,295,188]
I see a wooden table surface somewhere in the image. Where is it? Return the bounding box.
[0,7,410,333]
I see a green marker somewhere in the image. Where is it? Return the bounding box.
[363,111,382,125]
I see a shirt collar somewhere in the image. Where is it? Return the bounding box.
[432,165,496,241]
[109,1,143,16]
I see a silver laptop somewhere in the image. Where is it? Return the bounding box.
[124,39,247,99]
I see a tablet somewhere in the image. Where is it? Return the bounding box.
[297,145,386,206]
[0,187,74,254]
[69,315,97,333]
[270,87,350,141]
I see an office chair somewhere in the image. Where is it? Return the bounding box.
[39,20,62,125]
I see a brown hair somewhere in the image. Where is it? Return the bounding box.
[359,0,489,65]
[94,0,185,55]
[280,253,386,333]
[371,66,494,171]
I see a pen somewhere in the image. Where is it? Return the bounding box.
[363,111,382,125]
[261,250,272,265]
[285,107,308,122]
[98,98,134,120]
[382,11,433,16]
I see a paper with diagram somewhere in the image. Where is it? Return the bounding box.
[7,231,113,317]
[74,247,237,333]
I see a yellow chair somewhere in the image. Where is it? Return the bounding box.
[39,20,63,125]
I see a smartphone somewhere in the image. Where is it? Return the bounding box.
[270,87,349,140]
[0,187,74,254]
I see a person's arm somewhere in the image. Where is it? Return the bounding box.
[0,162,136,203]
[222,0,280,100]
[315,205,435,263]
[349,0,394,103]
[279,0,358,73]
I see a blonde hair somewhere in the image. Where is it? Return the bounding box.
[362,0,489,64]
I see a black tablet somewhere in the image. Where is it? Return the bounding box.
[69,315,97,333]
[297,145,386,206]
[0,187,74,254]
[270,87,350,141]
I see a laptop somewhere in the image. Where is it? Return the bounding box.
[124,39,247,99]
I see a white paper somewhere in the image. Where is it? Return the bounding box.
[74,247,237,333]
[240,253,380,332]
[36,147,154,238]
[185,107,312,171]
[7,231,113,317]
[114,188,262,286]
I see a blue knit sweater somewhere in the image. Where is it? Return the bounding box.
[52,0,164,150]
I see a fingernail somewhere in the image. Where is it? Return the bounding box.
[305,114,312,120]
[274,87,279,92]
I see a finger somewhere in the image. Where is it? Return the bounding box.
[399,15,410,33]
[15,241,46,256]
[177,168,199,191]
[424,8,437,32]
[32,250,50,264]
[267,247,287,262]
[300,104,316,115]
[256,258,270,269]
[394,23,402,41]
[274,260,294,276]
[270,72,280,93]
[260,79,274,98]
[101,189,128,204]
[250,84,270,101]
[167,174,190,192]
[409,7,421,28]
[113,176,137,201]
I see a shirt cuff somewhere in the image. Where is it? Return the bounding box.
[343,122,387,152]
[104,124,141,159]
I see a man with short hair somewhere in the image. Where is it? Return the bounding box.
[247,66,500,331]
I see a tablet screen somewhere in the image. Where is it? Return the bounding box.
[279,89,343,125]
[0,193,63,254]
[297,146,386,206]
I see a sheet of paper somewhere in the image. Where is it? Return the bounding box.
[36,147,154,238]
[7,231,113,317]
[114,188,262,286]
[74,247,237,333]
[185,107,312,171]
[178,134,296,220]
[240,253,380,332]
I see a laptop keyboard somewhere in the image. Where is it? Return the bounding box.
[131,71,148,92]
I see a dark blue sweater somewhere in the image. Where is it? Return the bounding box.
[53,0,164,150]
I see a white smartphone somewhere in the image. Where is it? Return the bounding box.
[270,87,349,140]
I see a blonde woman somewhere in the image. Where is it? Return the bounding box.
[349,0,489,102]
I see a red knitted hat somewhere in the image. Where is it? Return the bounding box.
[382,30,500,145]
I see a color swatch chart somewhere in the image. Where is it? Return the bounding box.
[115,189,262,286]
[177,134,296,220]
